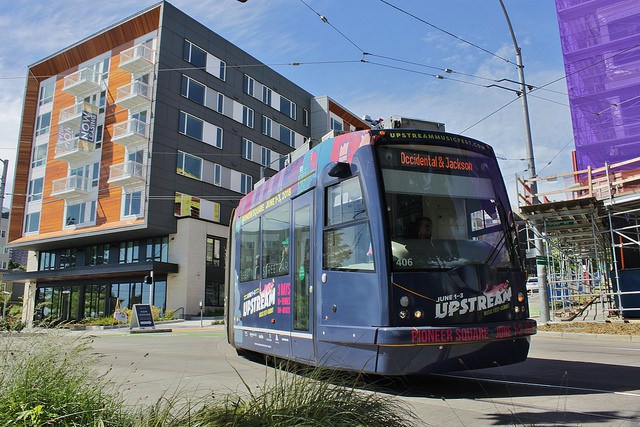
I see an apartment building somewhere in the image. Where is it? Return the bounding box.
[7,1,369,323]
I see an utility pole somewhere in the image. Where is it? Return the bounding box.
[0,159,7,217]
[498,0,550,322]
[0,159,8,320]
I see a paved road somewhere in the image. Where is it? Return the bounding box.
[73,320,640,426]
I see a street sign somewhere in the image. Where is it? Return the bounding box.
[546,219,576,229]
[536,256,548,265]
[130,304,155,329]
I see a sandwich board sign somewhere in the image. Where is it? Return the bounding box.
[130,304,155,329]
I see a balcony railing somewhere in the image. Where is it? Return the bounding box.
[62,67,101,98]
[58,103,84,128]
[54,137,95,163]
[115,81,151,113]
[119,44,154,74]
[111,119,149,149]
[108,161,145,187]
[51,175,89,199]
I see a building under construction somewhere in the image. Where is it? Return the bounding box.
[517,0,640,321]
[517,157,640,321]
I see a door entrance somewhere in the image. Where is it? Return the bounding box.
[291,191,314,361]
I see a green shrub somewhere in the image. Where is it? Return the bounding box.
[0,333,133,426]
[0,316,25,332]
[0,335,416,426]
[190,361,416,426]
[79,316,120,326]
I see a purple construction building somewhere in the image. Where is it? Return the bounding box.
[555,0,640,172]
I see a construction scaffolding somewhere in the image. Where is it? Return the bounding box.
[517,157,640,321]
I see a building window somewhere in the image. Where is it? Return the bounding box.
[91,162,100,188]
[27,177,44,202]
[25,212,40,234]
[95,125,104,148]
[240,173,253,194]
[216,93,224,114]
[35,112,51,137]
[261,147,271,167]
[179,111,204,140]
[219,61,226,81]
[31,144,48,169]
[65,202,85,226]
[59,249,77,269]
[181,75,205,105]
[303,109,309,127]
[177,151,203,180]
[330,117,343,131]
[280,125,295,147]
[206,236,224,267]
[183,40,206,68]
[87,244,110,265]
[262,86,272,105]
[65,201,95,227]
[262,116,272,137]
[84,90,107,114]
[39,82,54,106]
[280,97,296,120]
[242,138,253,161]
[205,282,225,307]
[39,251,57,271]
[123,191,142,217]
[243,74,254,96]
[215,127,223,149]
[242,106,254,128]
[146,237,168,262]
[213,164,221,186]
[118,241,140,264]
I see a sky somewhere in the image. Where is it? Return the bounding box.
[0,0,574,209]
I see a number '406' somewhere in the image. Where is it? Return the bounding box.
[396,258,413,267]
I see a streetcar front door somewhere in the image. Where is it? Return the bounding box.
[291,191,314,362]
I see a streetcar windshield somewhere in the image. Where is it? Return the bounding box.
[376,145,516,271]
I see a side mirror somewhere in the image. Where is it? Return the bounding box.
[328,162,351,178]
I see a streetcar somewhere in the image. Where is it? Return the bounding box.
[225,128,536,375]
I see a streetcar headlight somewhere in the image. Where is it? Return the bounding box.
[399,310,409,319]
[414,310,423,319]
[514,306,521,313]
[400,296,410,307]
[517,292,525,303]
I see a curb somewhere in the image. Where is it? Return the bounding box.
[536,330,640,342]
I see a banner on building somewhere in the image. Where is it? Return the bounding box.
[80,102,98,143]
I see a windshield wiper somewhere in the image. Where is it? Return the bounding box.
[483,233,506,265]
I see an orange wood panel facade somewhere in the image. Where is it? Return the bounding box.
[9,5,161,246]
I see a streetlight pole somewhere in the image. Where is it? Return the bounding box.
[498,0,549,322]
[260,154,290,181]
[0,160,8,321]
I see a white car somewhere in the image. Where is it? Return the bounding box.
[526,277,539,293]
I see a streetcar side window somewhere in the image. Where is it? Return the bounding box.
[326,176,366,225]
[324,177,375,271]
[239,218,260,282]
[262,203,291,278]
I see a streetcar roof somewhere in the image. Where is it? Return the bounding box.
[234,129,494,223]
